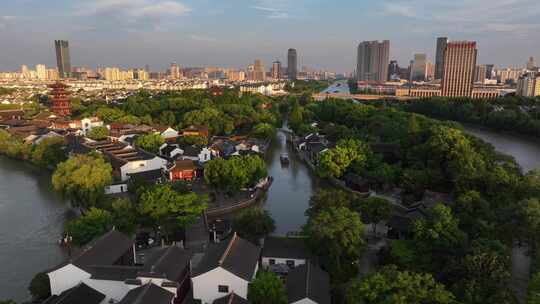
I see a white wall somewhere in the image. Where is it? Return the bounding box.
[104,183,128,194]
[120,156,167,181]
[48,264,91,295]
[192,267,249,304]
[199,148,211,163]
[261,257,306,268]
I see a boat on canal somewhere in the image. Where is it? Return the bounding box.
[280,153,290,164]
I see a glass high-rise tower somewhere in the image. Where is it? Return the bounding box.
[55,40,71,79]
[287,48,297,80]
[434,37,448,80]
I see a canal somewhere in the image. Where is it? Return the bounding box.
[0,157,68,302]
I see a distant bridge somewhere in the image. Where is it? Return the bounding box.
[313,92,415,101]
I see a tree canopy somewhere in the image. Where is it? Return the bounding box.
[248,271,288,304]
[347,265,457,304]
[52,154,112,209]
[232,208,275,244]
[135,133,165,154]
[204,155,267,194]
[65,208,114,246]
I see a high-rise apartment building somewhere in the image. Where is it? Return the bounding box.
[527,57,537,70]
[435,37,448,80]
[485,64,495,79]
[517,72,540,97]
[410,54,427,81]
[441,41,477,97]
[287,49,298,80]
[169,62,181,79]
[497,68,525,84]
[55,40,71,78]
[252,59,266,82]
[474,65,487,84]
[272,60,282,80]
[388,60,400,80]
[36,64,47,80]
[356,40,390,82]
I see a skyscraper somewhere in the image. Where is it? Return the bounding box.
[55,40,71,78]
[36,64,47,80]
[485,64,495,79]
[435,37,448,80]
[517,72,540,97]
[356,40,390,82]
[252,59,266,82]
[287,49,297,80]
[410,54,427,81]
[474,65,487,84]
[272,60,282,80]
[527,57,537,70]
[441,41,477,97]
[169,62,180,79]
[388,60,399,80]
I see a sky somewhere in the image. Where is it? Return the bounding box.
[0,0,539,73]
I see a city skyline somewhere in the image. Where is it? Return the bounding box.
[1,0,539,72]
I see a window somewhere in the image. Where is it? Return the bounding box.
[218,285,229,293]
[269,259,275,265]
[286,260,295,267]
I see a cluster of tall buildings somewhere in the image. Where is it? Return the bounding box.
[356,36,539,97]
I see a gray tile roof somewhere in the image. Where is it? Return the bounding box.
[287,263,331,304]
[45,283,105,304]
[71,230,133,271]
[213,293,249,304]
[117,283,174,304]
[193,233,260,281]
[262,237,308,260]
[141,246,191,282]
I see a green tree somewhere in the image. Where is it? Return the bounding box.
[87,126,109,140]
[111,198,138,234]
[177,135,208,146]
[204,155,267,194]
[0,300,16,304]
[30,136,66,168]
[304,207,365,277]
[52,154,112,209]
[28,272,51,300]
[306,189,352,217]
[317,139,369,178]
[357,197,392,235]
[232,208,275,243]
[139,184,208,237]
[251,123,276,139]
[66,208,114,246]
[248,271,288,304]
[528,272,540,304]
[135,133,165,154]
[347,265,457,304]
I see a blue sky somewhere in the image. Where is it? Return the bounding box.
[1,0,539,72]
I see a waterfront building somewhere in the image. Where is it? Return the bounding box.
[55,40,71,78]
[441,41,477,97]
[410,54,427,81]
[288,48,298,80]
[356,40,390,82]
[434,37,448,80]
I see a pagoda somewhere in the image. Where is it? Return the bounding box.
[48,82,71,117]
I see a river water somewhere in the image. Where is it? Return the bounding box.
[0,157,68,301]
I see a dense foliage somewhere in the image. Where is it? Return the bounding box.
[28,272,50,300]
[248,271,288,304]
[87,126,109,140]
[76,89,281,137]
[403,96,540,138]
[66,207,114,245]
[290,98,540,302]
[347,265,457,304]
[204,155,267,194]
[232,208,275,243]
[135,133,165,153]
[52,153,112,209]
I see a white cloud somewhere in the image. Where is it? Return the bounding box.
[252,0,300,19]
[379,0,540,36]
[80,0,191,18]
